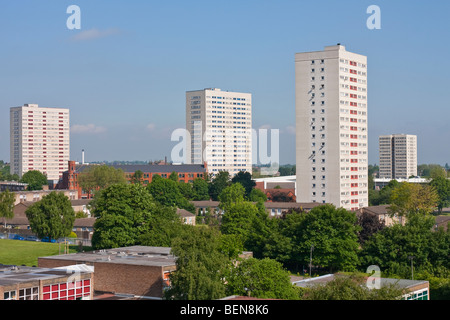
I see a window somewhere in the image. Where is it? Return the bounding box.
[4,291,17,300]
[19,287,39,300]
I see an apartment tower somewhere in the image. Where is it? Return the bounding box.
[186,88,252,176]
[10,104,70,183]
[295,45,368,211]
[379,134,417,179]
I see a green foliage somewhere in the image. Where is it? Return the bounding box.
[147,176,195,212]
[0,162,19,181]
[261,205,360,272]
[169,171,179,182]
[231,171,255,198]
[208,171,231,201]
[302,274,405,300]
[359,214,449,278]
[20,170,48,190]
[249,188,267,203]
[78,165,127,195]
[130,170,143,184]
[192,178,210,201]
[429,176,450,214]
[91,183,186,249]
[0,189,15,225]
[389,182,438,217]
[25,192,75,241]
[226,257,300,299]
[165,227,230,300]
[369,179,400,206]
[278,164,296,176]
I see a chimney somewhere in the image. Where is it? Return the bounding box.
[82,149,85,165]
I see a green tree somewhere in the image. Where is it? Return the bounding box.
[91,183,186,249]
[430,176,450,214]
[226,257,299,299]
[165,227,230,300]
[78,165,127,196]
[209,171,231,201]
[20,170,48,190]
[231,171,255,199]
[284,204,360,272]
[169,171,179,182]
[360,214,449,278]
[25,192,75,241]
[147,176,195,212]
[249,188,267,203]
[0,190,15,228]
[302,273,405,300]
[389,182,438,218]
[131,170,143,185]
[192,178,210,201]
[177,181,194,200]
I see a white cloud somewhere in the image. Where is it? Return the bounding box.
[70,28,120,41]
[285,125,296,135]
[71,124,107,134]
[145,123,156,131]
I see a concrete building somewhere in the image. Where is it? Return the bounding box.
[0,264,93,300]
[295,44,368,211]
[379,134,417,179]
[10,104,70,184]
[186,88,252,177]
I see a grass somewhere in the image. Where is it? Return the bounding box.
[0,239,87,267]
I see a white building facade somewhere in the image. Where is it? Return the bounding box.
[10,104,70,183]
[186,88,252,176]
[379,134,417,179]
[295,45,368,211]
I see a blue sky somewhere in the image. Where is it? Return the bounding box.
[0,0,449,166]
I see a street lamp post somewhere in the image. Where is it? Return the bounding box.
[408,256,414,280]
[309,244,314,277]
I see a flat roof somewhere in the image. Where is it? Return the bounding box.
[39,246,176,268]
[0,265,92,287]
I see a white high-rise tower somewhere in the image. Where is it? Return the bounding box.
[10,104,70,183]
[186,88,252,177]
[295,45,368,211]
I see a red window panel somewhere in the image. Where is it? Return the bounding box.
[350,143,358,147]
[351,191,359,196]
[351,167,358,171]
[351,175,358,179]
[350,110,357,115]
[350,126,357,131]
[350,134,358,139]
[350,69,357,74]
[43,293,51,300]
[351,159,358,163]
[60,290,67,297]
[350,61,357,66]
[350,118,357,123]
[52,292,58,299]
[43,286,51,293]
[68,289,75,296]
[350,77,357,82]
[68,296,75,300]
[83,286,90,293]
[351,183,359,188]
[351,199,359,204]
[350,102,357,107]
[83,280,90,286]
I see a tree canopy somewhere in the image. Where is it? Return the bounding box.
[20,170,48,190]
[25,192,75,241]
[78,165,127,196]
[0,189,15,227]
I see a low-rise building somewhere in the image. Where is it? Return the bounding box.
[0,264,93,300]
[291,273,430,300]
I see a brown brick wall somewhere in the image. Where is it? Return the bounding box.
[93,262,166,298]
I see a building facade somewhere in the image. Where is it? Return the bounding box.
[10,104,70,183]
[295,45,368,211]
[186,88,252,177]
[379,134,417,179]
[60,161,208,199]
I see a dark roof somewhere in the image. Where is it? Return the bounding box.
[74,163,206,174]
[71,199,92,206]
[191,200,220,207]
[361,205,390,216]
[73,218,96,228]
[176,208,195,217]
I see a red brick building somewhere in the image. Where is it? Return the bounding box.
[59,161,208,199]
